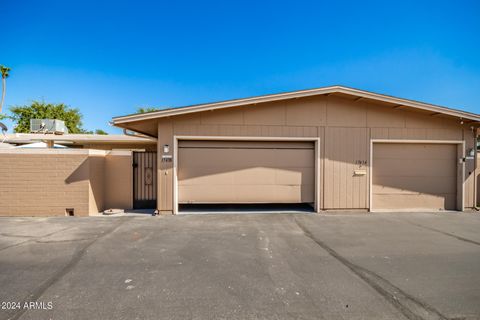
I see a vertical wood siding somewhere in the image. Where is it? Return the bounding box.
[324,127,368,209]
[154,95,474,212]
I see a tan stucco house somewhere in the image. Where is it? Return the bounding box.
[1,85,480,216]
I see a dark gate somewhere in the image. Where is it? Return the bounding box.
[133,151,157,209]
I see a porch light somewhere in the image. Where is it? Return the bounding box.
[163,144,170,153]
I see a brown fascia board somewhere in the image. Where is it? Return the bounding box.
[111,85,480,124]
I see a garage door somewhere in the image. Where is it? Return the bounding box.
[178,140,315,204]
[372,143,457,211]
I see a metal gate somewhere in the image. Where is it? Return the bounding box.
[133,152,157,209]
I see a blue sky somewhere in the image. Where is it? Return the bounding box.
[2,0,480,133]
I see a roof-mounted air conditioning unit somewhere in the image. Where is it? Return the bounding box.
[30,119,68,135]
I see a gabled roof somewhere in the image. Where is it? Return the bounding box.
[112,85,480,124]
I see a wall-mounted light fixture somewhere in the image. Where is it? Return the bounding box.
[163,144,170,153]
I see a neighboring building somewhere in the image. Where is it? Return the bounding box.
[0,85,479,216]
[0,134,156,216]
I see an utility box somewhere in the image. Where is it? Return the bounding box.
[30,119,68,135]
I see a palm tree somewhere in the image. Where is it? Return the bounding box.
[0,65,11,114]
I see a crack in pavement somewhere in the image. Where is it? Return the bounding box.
[399,219,480,247]
[3,217,132,320]
[293,217,449,320]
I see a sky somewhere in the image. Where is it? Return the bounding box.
[1,0,480,133]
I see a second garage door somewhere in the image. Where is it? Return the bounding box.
[178,140,315,204]
[372,143,458,211]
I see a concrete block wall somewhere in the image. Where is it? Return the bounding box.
[0,150,91,216]
[0,149,133,217]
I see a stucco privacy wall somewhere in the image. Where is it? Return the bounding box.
[88,154,105,214]
[0,149,133,216]
[156,95,476,213]
[104,151,133,209]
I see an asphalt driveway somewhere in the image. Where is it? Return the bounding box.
[0,212,479,320]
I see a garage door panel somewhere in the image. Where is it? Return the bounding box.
[178,166,231,180]
[179,185,235,203]
[373,143,457,211]
[274,185,314,203]
[274,149,315,167]
[178,169,235,185]
[373,159,456,177]
[179,184,314,203]
[179,167,314,186]
[373,176,457,194]
[299,184,314,202]
[183,149,287,168]
[179,148,313,169]
[178,141,315,204]
[231,185,276,201]
[373,144,457,160]
[275,167,315,185]
[179,149,276,168]
[232,168,277,185]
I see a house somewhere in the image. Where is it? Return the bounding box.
[112,85,480,214]
[1,85,479,216]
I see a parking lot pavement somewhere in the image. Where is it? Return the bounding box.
[0,212,479,320]
[295,212,480,320]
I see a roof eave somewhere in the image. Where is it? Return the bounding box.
[112,86,340,124]
[112,85,480,124]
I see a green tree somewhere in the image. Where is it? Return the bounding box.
[94,129,108,135]
[10,101,87,133]
[137,106,159,113]
[0,65,11,114]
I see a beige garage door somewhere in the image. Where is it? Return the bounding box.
[178,140,315,204]
[372,143,457,211]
